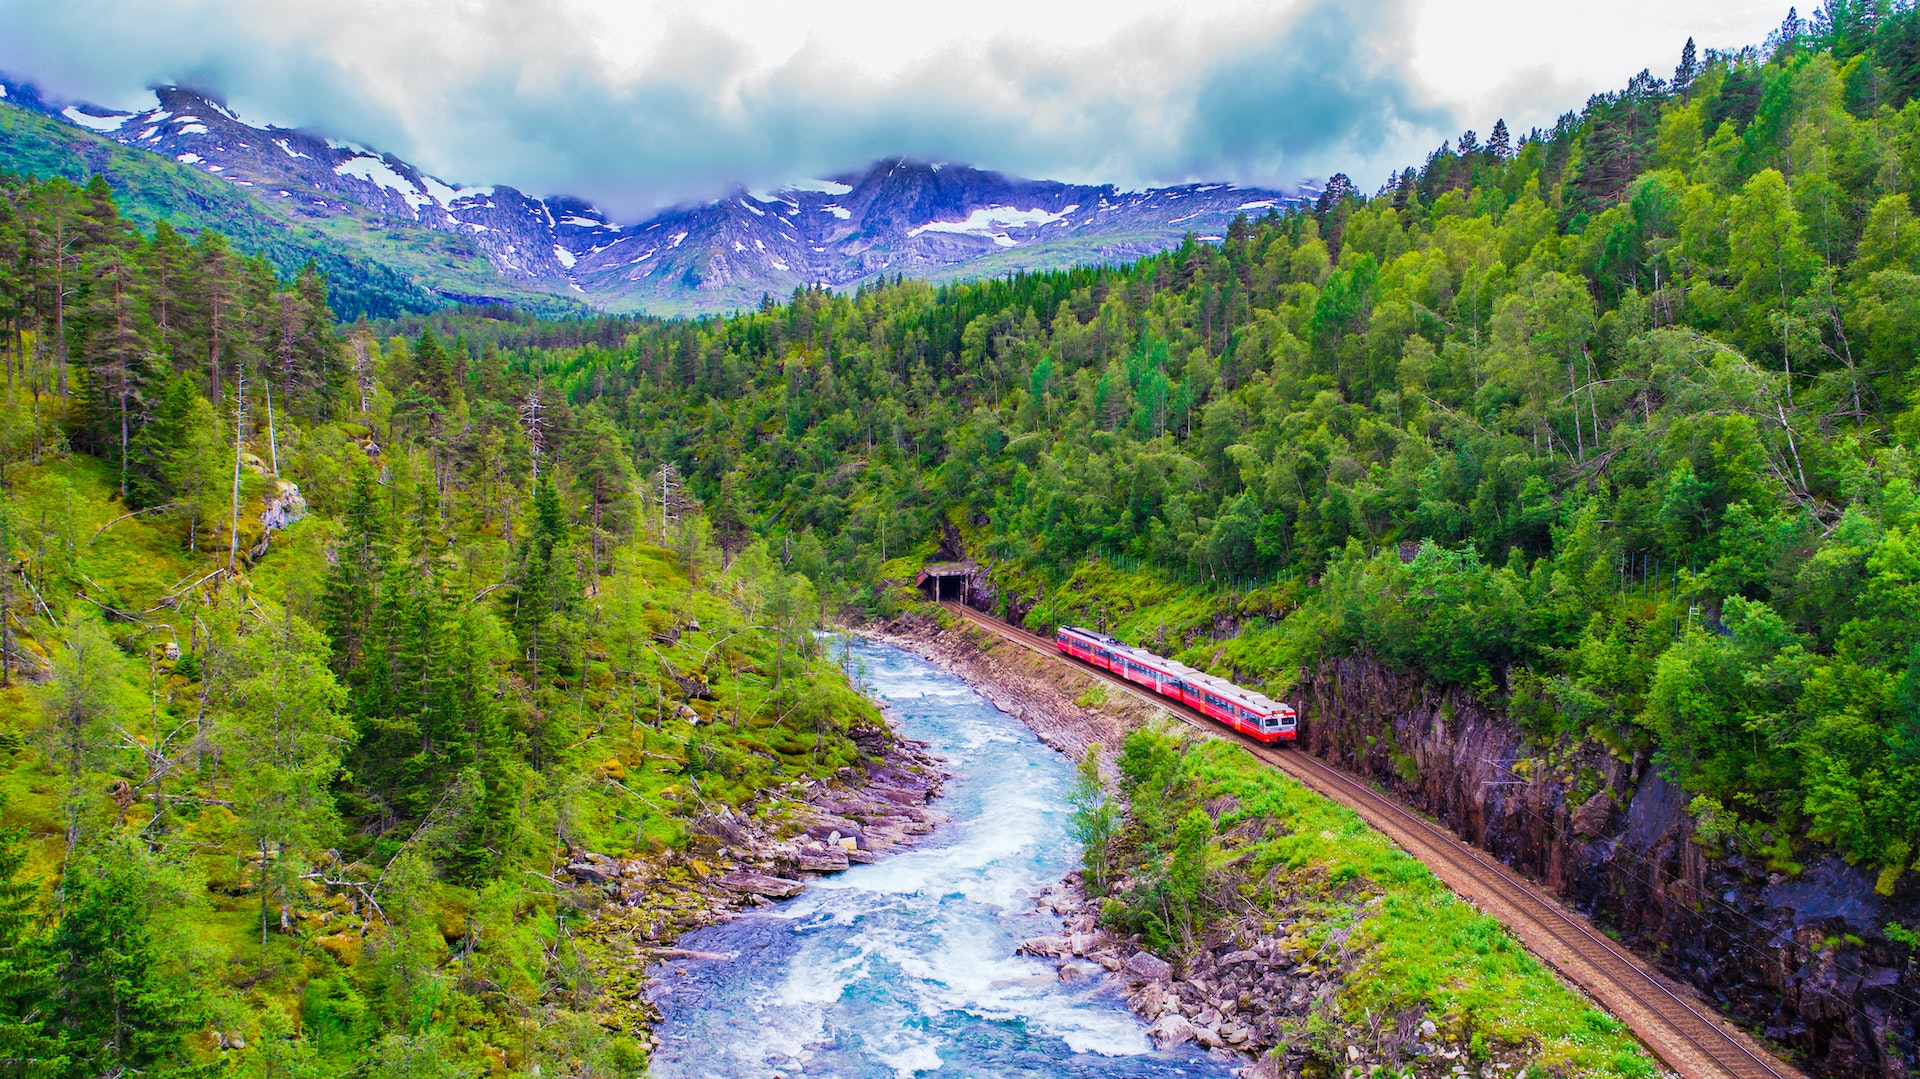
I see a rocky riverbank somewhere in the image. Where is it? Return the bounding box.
[873,610,1654,1079]
[1018,873,1521,1079]
[569,718,949,1041]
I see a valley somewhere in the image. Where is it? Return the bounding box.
[0,8,1918,1079]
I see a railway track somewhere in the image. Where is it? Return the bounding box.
[940,601,1801,1079]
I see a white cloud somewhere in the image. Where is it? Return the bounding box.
[0,0,1789,214]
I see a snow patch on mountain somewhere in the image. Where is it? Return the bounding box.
[908,205,1075,238]
[62,107,128,132]
[336,156,432,213]
[417,174,491,210]
[788,178,854,195]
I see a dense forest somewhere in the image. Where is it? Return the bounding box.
[0,172,872,1075]
[2,3,1920,1076]
[400,6,1920,888]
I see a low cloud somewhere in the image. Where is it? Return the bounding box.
[0,0,1458,216]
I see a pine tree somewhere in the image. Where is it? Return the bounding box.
[75,243,157,501]
[1487,118,1512,160]
[570,405,635,576]
[1673,37,1699,93]
[505,475,580,768]
[124,370,193,511]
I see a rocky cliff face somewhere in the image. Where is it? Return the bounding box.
[1297,655,1920,1078]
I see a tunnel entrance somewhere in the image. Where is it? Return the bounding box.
[916,561,978,604]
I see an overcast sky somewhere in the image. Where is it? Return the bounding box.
[0,0,1791,217]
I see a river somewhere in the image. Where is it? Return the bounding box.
[645,636,1235,1079]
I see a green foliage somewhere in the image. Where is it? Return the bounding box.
[0,174,878,1075]
[0,801,60,1077]
[1067,745,1119,892]
[1101,727,1654,1077]
[51,842,204,1078]
[384,23,1920,884]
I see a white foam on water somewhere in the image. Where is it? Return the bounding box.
[876,1037,946,1078]
[649,638,1232,1079]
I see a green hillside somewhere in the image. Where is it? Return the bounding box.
[447,11,1920,887]
[2,6,1920,1078]
[0,168,878,1076]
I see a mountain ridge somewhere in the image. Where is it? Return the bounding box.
[1,78,1311,315]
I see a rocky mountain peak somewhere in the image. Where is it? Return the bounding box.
[4,77,1310,315]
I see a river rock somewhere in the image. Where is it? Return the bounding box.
[1150,1014,1196,1048]
[794,847,851,873]
[1125,951,1172,983]
[1131,980,1166,1017]
[1241,1052,1283,1079]
[716,872,806,899]
[1018,935,1073,959]
[1195,1025,1223,1050]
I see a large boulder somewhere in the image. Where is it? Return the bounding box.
[1017,936,1074,959]
[794,846,850,873]
[1149,1014,1195,1048]
[1124,951,1173,984]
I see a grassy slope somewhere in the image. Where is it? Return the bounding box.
[1170,730,1655,1077]
[921,596,1654,1076]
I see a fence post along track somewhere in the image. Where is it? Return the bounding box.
[936,601,1804,1079]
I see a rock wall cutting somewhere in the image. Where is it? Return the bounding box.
[1298,655,1919,1079]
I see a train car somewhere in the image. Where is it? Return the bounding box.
[1054,626,1297,743]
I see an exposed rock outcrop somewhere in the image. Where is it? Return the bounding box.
[1299,654,1919,1079]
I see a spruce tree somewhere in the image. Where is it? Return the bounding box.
[1487,118,1512,160]
[0,804,61,1077]
[1673,37,1699,93]
[52,846,198,1078]
[322,459,390,678]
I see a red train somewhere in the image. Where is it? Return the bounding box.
[1053,625,1298,743]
